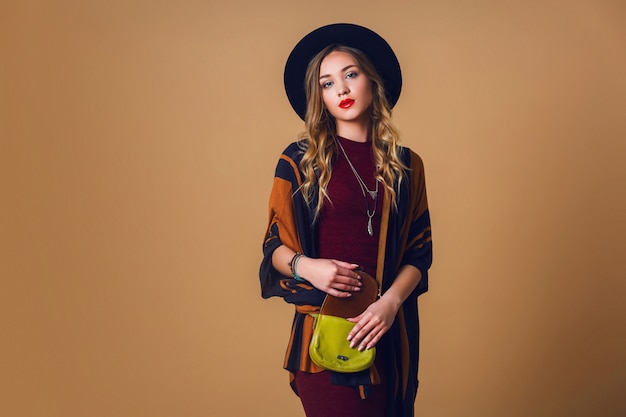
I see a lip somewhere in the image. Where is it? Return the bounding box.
[339,99,355,109]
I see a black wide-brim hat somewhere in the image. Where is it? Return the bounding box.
[284,23,402,120]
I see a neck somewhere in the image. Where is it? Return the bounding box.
[335,119,369,143]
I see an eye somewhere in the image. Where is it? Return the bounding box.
[345,71,358,79]
[321,81,333,89]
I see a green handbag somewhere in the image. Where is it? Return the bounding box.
[308,271,379,373]
[309,314,376,372]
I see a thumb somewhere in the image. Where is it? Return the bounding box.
[346,313,363,323]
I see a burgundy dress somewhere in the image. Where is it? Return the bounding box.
[294,137,386,417]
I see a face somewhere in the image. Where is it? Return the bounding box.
[318,50,373,127]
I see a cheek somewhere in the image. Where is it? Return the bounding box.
[361,80,373,98]
[361,82,374,106]
[321,90,338,116]
[321,89,333,109]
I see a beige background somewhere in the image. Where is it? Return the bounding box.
[1,1,625,416]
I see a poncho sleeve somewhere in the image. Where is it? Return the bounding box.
[259,143,325,306]
[401,149,433,297]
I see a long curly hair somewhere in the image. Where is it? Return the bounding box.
[298,44,408,218]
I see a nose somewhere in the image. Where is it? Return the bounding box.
[337,82,349,96]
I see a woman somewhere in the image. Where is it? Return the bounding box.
[260,23,433,417]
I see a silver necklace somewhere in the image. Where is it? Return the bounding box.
[336,138,378,200]
[336,138,379,236]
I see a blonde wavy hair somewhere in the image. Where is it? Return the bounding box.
[298,44,408,218]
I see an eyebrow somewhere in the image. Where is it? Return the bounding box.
[319,64,358,80]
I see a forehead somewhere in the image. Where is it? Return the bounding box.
[319,51,359,74]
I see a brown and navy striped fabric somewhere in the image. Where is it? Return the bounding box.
[260,141,432,417]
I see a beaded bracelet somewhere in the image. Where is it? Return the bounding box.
[288,252,301,270]
[290,253,306,282]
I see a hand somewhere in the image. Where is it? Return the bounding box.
[296,257,362,298]
[346,297,399,351]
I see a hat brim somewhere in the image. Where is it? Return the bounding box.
[284,23,402,120]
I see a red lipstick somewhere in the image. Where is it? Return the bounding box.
[339,99,355,109]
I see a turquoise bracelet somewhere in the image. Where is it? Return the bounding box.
[291,253,306,282]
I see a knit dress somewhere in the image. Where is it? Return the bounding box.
[295,136,385,416]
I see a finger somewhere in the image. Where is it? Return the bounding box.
[346,315,363,341]
[333,282,361,292]
[362,332,381,351]
[365,325,390,350]
[334,273,362,288]
[351,313,386,347]
[355,325,384,351]
[326,288,352,298]
[344,269,363,280]
[349,322,375,348]
[347,310,374,338]
[331,260,361,271]
[346,313,363,324]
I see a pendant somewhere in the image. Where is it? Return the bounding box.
[367,217,374,236]
[367,190,377,200]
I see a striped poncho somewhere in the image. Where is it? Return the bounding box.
[260,141,432,417]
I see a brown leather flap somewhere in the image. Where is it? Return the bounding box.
[320,271,378,319]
